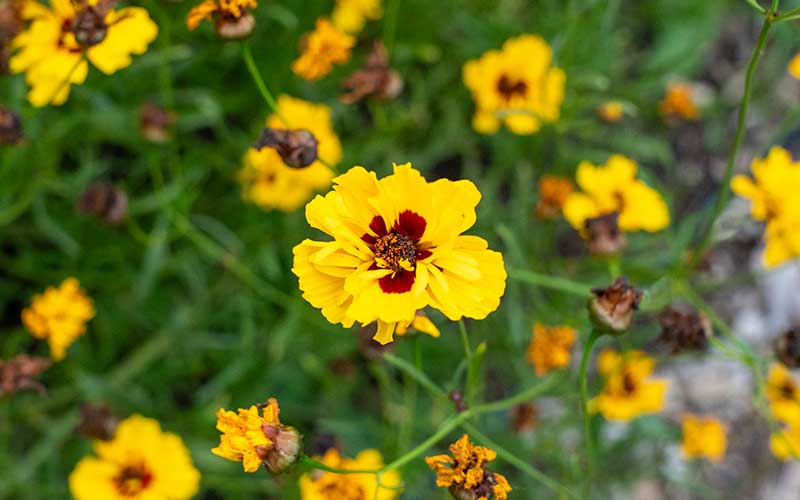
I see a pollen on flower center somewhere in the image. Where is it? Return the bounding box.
[496,74,528,100]
[373,232,417,272]
[114,463,153,497]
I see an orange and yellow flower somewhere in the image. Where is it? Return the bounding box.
[590,349,668,421]
[526,323,576,376]
[292,18,354,81]
[659,82,699,121]
[186,0,256,31]
[597,101,625,123]
[425,434,511,500]
[535,175,574,219]
[681,414,727,462]
[299,448,400,500]
[395,311,440,338]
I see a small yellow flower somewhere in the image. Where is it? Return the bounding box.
[788,54,800,80]
[186,0,256,30]
[562,154,670,234]
[425,434,511,500]
[21,278,95,361]
[292,163,507,345]
[299,448,401,500]
[771,423,800,461]
[535,175,574,219]
[526,323,576,376]
[597,101,625,123]
[239,95,340,212]
[332,0,381,34]
[463,34,565,135]
[659,82,699,121]
[69,415,200,500]
[590,349,669,421]
[10,0,157,107]
[395,311,440,338]
[681,414,727,462]
[767,363,800,424]
[292,18,355,81]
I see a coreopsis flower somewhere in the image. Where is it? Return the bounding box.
[212,397,302,474]
[10,0,157,107]
[771,423,800,460]
[331,0,381,34]
[597,101,625,123]
[21,278,95,361]
[535,175,573,219]
[657,306,711,354]
[69,415,200,500]
[291,163,507,345]
[590,349,668,421]
[0,354,50,398]
[659,82,699,121]
[789,54,800,80]
[463,34,565,135]
[589,277,642,334]
[292,18,354,81]
[299,448,401,500]
[526,323,576,376]
[395,311,440,338]
[562,154,670,237]
[425,434,512,500]
[776,329,800,368]
[239,95,340,212]
[731,146,800,267]
[767,364,800,424]
[681,414,727,462]
[186,0,256,38]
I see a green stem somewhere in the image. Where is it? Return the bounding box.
[299,455,378,475]
[470,373,563,415]
[382,0,401,57]
[383,352,446,399]
[743,0,766,13]
[508,268,594,298]
[579,330,602,500]
[379,413,471,472]
[240,42,288,125]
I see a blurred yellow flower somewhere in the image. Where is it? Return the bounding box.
[535,175,574,219]
[239,95,340,212]
[463,34,565,135]
[526,323,576,376]
[69,415,200,500]
[771,423,800,461]
[681,414,727,462]
[332,0,381,34]
[597,101,625,123]
[590,349,668,421]
[21,277,94,361]
[767,363,800,424]
[292,163,507,345]
[732,146,800,267]
[659,82,699,121]
[789,54,800,80]
[299,448,400,500]
[562,154,670,234]
[395,311,440,338]
[186,0,256,37]
[425,434,511,500]
[292,18,354,81]
[10,0,157,107]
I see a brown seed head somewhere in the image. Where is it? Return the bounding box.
[776,329,800,368]
[589,277,642,334]
[341,41,404,104]
[260,423,303,474]
[76,183,129,225]
[657,306,711,354]
[584,212,627,255]
[139,101,176,143]
[215,12,255,39]
[77,403,119,441]
[254,128,319,168]
[0,355,51,398]
[509,403,538,433]
[0,107,23,145]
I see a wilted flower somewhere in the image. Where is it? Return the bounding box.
[0,354,51,398]
[425,434,511,500]
[341,40,403,104]
[767,364,800,424]
[776,329,800,368]
[139,101,175,143]
[239,95,340,212]
[534,175,573,219]
[77,403,119,441]
[681,414,727,462]
[590,349,668,421]
[10,0,157,107]
[331,0,381,34]
[0,106,23,145]
[292,163,507,345]
[186,0,256,39]
[463,34,565,135]
[657,306,711,354]
[0,0,24,74]
[69,415,200,500]
[589,277,642,334]
[526,323,576,376]
[21,278,95,361]
[299,448,401,500]
[584,212,626,255]
[597,101,625,123]
[253,128,318,168]
[76,182,129,225]
[659,82,699,121]
[292,18,354,81]
[509,403,538,433]
[395,311,440,338]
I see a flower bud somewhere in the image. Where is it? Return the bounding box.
[657,306,711,354]
[589,277,642,334]
[260,423,303,474]
[253,128,319,168]
[776,329,800,368]
[585,212,627,255]
[139,101,175,143]
[76,183,129,225]
[0,107,23,145]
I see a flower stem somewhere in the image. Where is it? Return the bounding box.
[299,455,377,475]
[240,42,288,126]
[579,329,602,500]
[508,268,594,298]
[383,352,446,399]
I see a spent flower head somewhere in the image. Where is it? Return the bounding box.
[186,0,256,38]
[425,434,511,500]
[776,329,800,369]
[589,277,642,334]
[657,306,712,354]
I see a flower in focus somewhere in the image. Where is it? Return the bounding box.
[590,349,669,421]
[681,414,727,462]
[463,34,565,135]
[562,154,670,236]
[395,311,440,338]
[331,0,381,34]
[771,423,800,461]
[292,18,354,81]
[425,434,511,500]
[299,448,401,500]
[589,277,642,334]
[659,82,699,121]
[21,278,95,361]
[535,175,573,219]
[239,95,340,212]
[788,54,800,80]
[526,323,576,376]
[212,397,302,474]
[69,415,200,500]
[767,363,800,424]
[10,0,157,107]
[731,146,800,268]
[186,0,256,38]
[292,163,507,345]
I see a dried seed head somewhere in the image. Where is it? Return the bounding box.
[584,212,627,255]
[776,329,800,368]
[260,423,303,474]
[254,128,319,168]
[589,277,642,334]
[657,306,711,354]
[77,403,119,441]
[340,41,404,104]
[0,107,23,145]
[0,0,24,74]
[509,403,538,433]
[76,183,129,225]
[0,355,51,398]
[71,7,108,46]
[139,101,176,143]
[215,12,255,39]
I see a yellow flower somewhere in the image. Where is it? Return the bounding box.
[732,146,800,267]
[186,0,256,30]
[299,448,401,500]
[69,415,200,500]
[291,163,507,345]
[292,18,354,81]
[535,175,574,219]
[395,311,440,338]
[425,434,511,500]
[10,0,157,107]
[681,414,727,462]
[767,363,800,424]
[526,323,576,376]
[463,34,565,135]
[659,82,699,121]
[771,423,800,461]
[589,349,669,421]
[597,101,625,123]
[21,277,95,361]
[789,54,800,80]
[562,154,670,234]
[239,95,340,212]
[332,0,381,34]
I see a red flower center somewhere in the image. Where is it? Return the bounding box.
[361,210,432,294]
[496,74,528,100]
[114,463,154,497]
